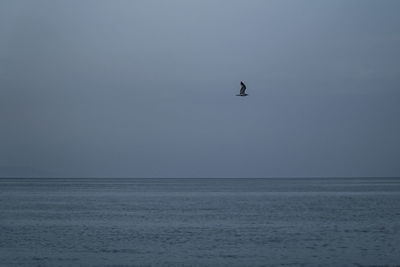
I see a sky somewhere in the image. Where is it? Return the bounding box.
[1,0,400,178]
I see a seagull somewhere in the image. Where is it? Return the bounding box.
[236,81,248,96]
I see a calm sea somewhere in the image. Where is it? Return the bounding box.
[1,178,399,266]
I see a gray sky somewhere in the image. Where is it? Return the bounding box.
[1,0,400,178]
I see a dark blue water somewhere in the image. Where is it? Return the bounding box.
[1,178,400,266]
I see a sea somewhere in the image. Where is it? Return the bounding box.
[0,178,399,267]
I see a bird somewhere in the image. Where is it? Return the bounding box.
[236,81,248,96]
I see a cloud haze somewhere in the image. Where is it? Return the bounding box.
[1,0,400,177]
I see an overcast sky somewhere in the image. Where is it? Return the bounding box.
[1,0,400,178]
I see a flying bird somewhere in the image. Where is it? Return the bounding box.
[236,81,248,96]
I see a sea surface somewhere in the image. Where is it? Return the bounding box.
[0,178,399,267]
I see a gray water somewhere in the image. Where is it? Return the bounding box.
[0,178,399,266]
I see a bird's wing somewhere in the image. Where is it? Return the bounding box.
[240,87,246,95]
